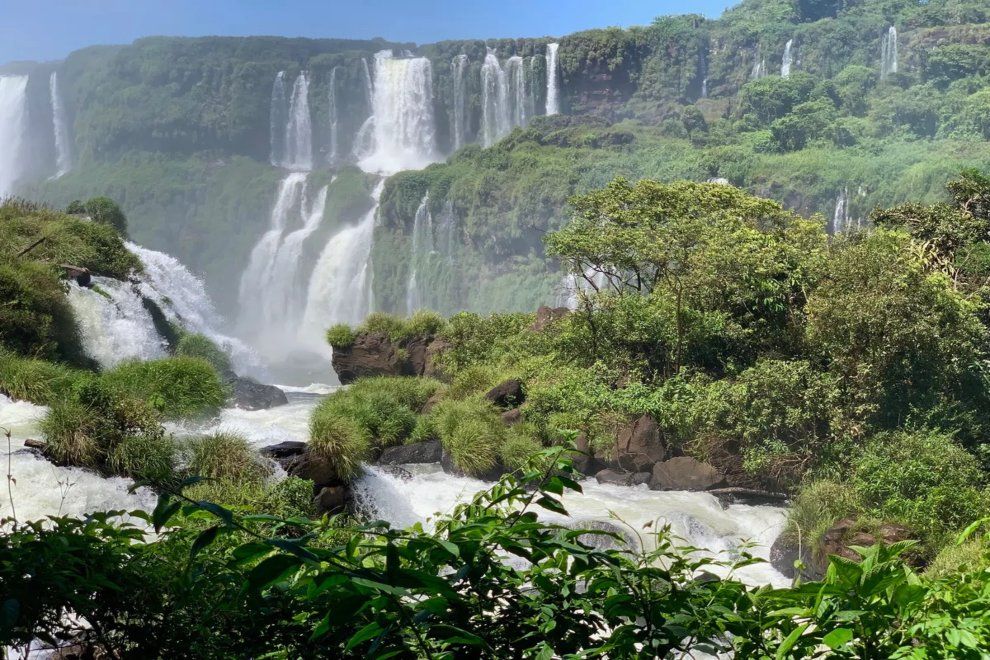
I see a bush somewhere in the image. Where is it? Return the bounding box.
[783,480,861,561]
[67,196,129,236]
[325,324,356,349]
[0,351,92,405]
[40,399,102,468]
[499,426,544,470]
[309,408,372,483]
[428,397,506,476]
[100,357,227,419]
[186,432,269,485]
[175,333,232,374]
[109,433,178,486]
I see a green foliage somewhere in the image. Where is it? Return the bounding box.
[0,351,92,405]
[108,432,178,486]
[784,479,862,560]
[308,409,371,483]
[99,357,227,419]
[325,323,356,349]
[66,196,128,236]
[351,310,448,344]
[175,333,232,374]
[427,397,508,476]
[186,432,269,485]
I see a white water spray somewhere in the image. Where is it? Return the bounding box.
[0,75,28,196]
[545,42,560,116]
[406,193,434,314]
[780,39,794,78]
[481,49,511,147]
[49,72,72,178]
[451,54,469,151]
[328,66,339,163]
[506,56,528,128]
[283,72,313,170]
[880,26,898,80]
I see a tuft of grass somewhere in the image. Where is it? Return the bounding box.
[326,324,357,349]
[309,407,372,483]
[175,333,232,374]
[927,539,989,578]
[186,432,269,485]
[0,351,93,405]
[446,364,506,400]
[356,310,447,344]
[99,357,227,419]
[783,479,861,559]
[428,397,506,476]
[499,425,545,471]
[40,399,101,468]
[109,433,179,487]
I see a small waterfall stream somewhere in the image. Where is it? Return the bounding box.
[406,193,434,314]
[880,26,898,80]
[451,54,469,151]
[481,48,511,147]
[780,39,794,78]
[49,72,73,178]
[545,42,560,115]
[328,66,339,164]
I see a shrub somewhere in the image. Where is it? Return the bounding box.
[428,397,506,476]
[109,433,178,487]
[325,324,356,349]
[499,426,544,470]
[100,357,226,419]
[927,539,989,578]
[186,432,269,485]
[40,399,101,468]
[309,407,372,483]
[0,351,92,405]
[783,480,861,560]
[68,196,128,236]
[175,333,232,374]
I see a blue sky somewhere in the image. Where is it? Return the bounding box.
[0,0,737,64]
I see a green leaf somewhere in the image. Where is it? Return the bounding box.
[189,525,220,559]
[152,494,180,532]
[776,623,808,659]
[345,621,385,650]
[248,555,302,590]
[822,627,853,649]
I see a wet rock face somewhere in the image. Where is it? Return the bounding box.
[595,468,651,487]
[314,485,350,515]
[229,376,288,410]
[378,440,442,465]
[614,415,666,473]
[649,456,726,492]
[330,332,446,384]
[260,441,307,469]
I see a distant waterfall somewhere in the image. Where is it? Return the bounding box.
[507,56,528,128]
[269,72,288,167]
[49,72,72,178]
[481,49,511,147]
[751,49,767,80]
[831,188,864,234]
[129,242,262,376]
[545,43,560,115]
[0,75,28,196]
[780,40,794,78]
[358,51,438,174]
[300,180,385,354]
[67,278,167,368]
[880,26,898,80]
[406,193,434,314]
[238,172,333,359]
[328,66,339,164]
[451,54,469,151]
[283,72,313,170]
[361,58,374,107]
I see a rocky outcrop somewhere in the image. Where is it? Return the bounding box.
[378,440,442,465]
[286,448,353,515]
[484,379,525,409]
[228,376,288,410]
[649,456,726,492]
[313,485,350,514]
[260,441,306,469]
[708,487,788,506]
[614,415,666,473]
[331,332,446,384]
[595,468,651,487]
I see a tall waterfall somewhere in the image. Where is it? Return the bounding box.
[406,193,434,314]
[67,278,168,368]
[0,75,28,196]
[237,172,333,360]
[545,43,560,115]
[128,242,262,376]
[49,72,72,178]
[507,56,528,128]
[880,26,898,80]
[300,180,385,354]
[283,72,313,170]
[481,49,511,147]
[832,187,860,234]
[269,71,288,166]
[451,54,469,151]
[358,51,438,174]
[780,39,794,78]
[328,66,339,163]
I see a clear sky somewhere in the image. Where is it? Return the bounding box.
[0,0,737,64]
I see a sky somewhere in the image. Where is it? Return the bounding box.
[0,0,737,64]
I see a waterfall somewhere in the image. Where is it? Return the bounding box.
[328,67,339,164]
[832,188,850,234]
[128,242,262,376]
[481,49,511,147]
[282,72,313,170]
[406,193,434,314]
[300,180,385,354]
[49,72,72,178]
[451,54,469,152]
[545,42,560,116]
[0,75,28,196]
[780,39,794,78]
[67,278,168,368]
[699,46,709,98]
[506,56,528,128]
[269,71,287,167]
[880,26,898,80]
[751,51,767,80]
[358,51,438,174]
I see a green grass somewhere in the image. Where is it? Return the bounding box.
[40,399,101,468]
[109,433,179,486]
[186,432,269,485]
[308,409,372,483]
[99,357,227,419]
[0,351,93,405]
[175,333,232,374]
[428,397,507,476]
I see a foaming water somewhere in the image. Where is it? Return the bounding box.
[67,278,167,368]
[0,395,155,522]
[354,463,788,586]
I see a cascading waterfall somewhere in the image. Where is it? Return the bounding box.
[358,51,438,174]
[780,39,794,78]
[832,187,854,234]
[49,71,72,178]
[450,53,468,151]
[282,72,313,170]
[451,54,469,152]
[328,66,339,163]
[481,49,511,147]
[406,193,434,314]
[0,75,28,196]
[880,26,898,80]
[269,71,288,166]
[751,49,767,80]
[506,56,528,128]
[545,42,560,115]
[299,180,386,354]
[128,242,262,376]
[67,278,168,368]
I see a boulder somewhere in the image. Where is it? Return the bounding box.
[260,441,307,469]
[23,438,46,450]
[821,518,916,565]
[501,408,523,426]
[287,451,342,489]
[378,440,442,465]
[313,485,350,515]
[484,379,525,409]
[331,333,408,384]
[708,487,789,507]
[531,305,571,332]
[571,432,601,476]
[60,264,91,287]
[378,465,414,480]
[423,338,449,377]
[649,457,726,491]
[229,377,288,410]
[595,469,651,487]
[614,415,666,473]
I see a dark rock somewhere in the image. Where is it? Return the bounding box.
[406,336,431,376]
[331,333,408,384]
[614,415,666,473]
[423,338,448,377]
[260,441,307,469]
[60,264,91,287]
[440,448,507,482]
[650,457,726,491]
[378,465,414,480]
[531,305,571,332]
[709,487,789,507]
[595,469,651,487]
[287,451,342,489]
[501,408,523,426]
[821,518,916,565]
[571,432,601,476]
[313,485,350,515]
[378,440,442,465]
[484,379,525,409]
[229,377,288,410]
[23,437,46,450]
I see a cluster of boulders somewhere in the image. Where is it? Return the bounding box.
[330,332,447,384]
[261,440,352,515]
